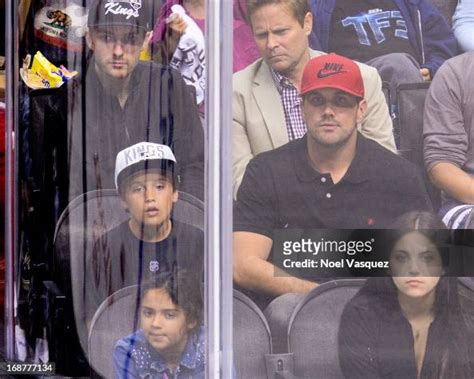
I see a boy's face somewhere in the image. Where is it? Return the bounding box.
[122,171,178,234]
[140,288,196,357]
[87,25,146,79]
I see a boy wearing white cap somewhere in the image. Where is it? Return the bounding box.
[85,142,204,322]
[115,142,179,242]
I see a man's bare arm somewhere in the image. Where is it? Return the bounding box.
[429,162,474,204]
[233,231,318,297]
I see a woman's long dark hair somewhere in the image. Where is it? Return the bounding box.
[363,212,474,378]
[384,211,450,266]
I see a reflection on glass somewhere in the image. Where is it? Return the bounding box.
[16,0,205,375]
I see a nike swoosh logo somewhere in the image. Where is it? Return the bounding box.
[317,69,347,79]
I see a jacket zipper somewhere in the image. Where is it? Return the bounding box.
[417,9,426,65]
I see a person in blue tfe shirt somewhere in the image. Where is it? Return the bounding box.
[308,0,457,102]
[85,142,203,324]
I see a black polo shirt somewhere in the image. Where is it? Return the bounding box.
[234,134,432,234]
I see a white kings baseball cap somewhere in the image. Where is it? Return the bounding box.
[115,142,177,190]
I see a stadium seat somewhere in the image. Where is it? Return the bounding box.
[88,285,140,379]
[396,82,441,210]
[431,0,458,26]
[234,289,274,379]
[264,293,305,354]
[288,279,365,379]
[53,189,204,363]
[382,81,391,108]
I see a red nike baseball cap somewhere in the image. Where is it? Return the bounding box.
[300,53,365,98]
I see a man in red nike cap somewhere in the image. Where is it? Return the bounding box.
[233,53,432,308]
[300,53,366,170]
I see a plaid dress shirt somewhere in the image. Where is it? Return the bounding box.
[271,68,307,141]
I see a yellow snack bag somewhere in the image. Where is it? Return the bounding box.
[30,51,64,88]
[20,53,78,89]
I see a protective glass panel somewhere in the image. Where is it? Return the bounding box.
[4,0,237,377]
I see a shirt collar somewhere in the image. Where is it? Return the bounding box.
[293,133,372,184]
[342,134,373,184]
[145,328,204,373]
[292,135,322,182]
[175,328,204,369]
[270,68,296,94]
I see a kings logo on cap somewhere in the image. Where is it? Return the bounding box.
[115,142,176,190]
[104,0,141,20]
[123,143,169,165]
[130,0,142,11]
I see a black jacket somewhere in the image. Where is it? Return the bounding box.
[66,60,204,201]
[338,277,474,379]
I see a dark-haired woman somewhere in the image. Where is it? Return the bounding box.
[338,212,474,379]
